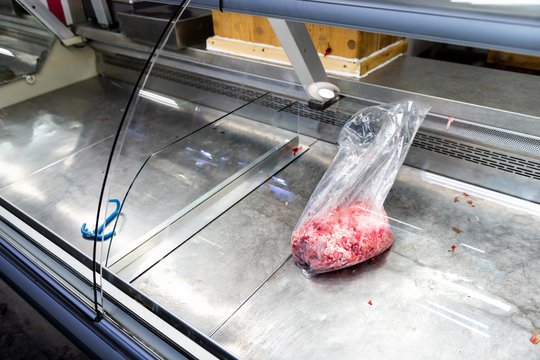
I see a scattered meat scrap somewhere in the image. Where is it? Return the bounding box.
[446,116,455,131]
[292,146,302,156]
[212,127,217,130]
[463,192,469,197]
[531,332,539,345]
[454,196,459,203]
[400,204,408,210]
[452,227,462,234]
[324,43,332,57]
[368,300,373,306]
[467,200,473,205]
[451,245,456,252]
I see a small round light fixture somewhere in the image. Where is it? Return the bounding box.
[318,88,335,100]
[307,81,340,102]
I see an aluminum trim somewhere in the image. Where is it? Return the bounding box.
[0,204,230,360]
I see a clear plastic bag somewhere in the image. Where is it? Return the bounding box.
[292,100,431,276]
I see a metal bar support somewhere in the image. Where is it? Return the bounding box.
[89,0,112,28]
[268,18,328,92]
[15,0,83,46]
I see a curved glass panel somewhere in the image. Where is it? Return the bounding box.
[95,2,300,312]
[104,93,300,266]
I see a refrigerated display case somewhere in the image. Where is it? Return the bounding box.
[1,1,539,358]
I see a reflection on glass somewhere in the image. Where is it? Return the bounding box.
[105,93,299,265]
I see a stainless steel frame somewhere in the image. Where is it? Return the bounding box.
[14,0,83,45]
[268,18,329,93]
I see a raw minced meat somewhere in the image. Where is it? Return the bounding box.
[291,202,393,274]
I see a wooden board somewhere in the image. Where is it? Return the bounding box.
[211,11,404,60]
[487,50,540,71]
[207,36,407,77]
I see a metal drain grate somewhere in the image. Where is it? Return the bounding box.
[413,132,540,180]
[421,115,540,158]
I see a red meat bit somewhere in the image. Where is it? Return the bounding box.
[212,127,217,130]
[324,43,332,57]
[400,204,408,210]
[451,245,456,252]
[368,300,373,306]
[471,205,476,207]
[531,332,540,345]
[292,202,393,274]
[292,146,302,156]
[220,131,225,134]
[467,200,473,205]
[454,196,459,203]
[446,116,455,131]
[463,192,469,197]
[452,227,462,234]
[266,174,270,177]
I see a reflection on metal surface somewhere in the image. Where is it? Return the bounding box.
[139,89,180,109]
[0,47,14,57]
[421,171,540,216]
[416,302,490,338]
[5,182,46,201]
[437,277,512,312]
[362,206,424,231]
[460,243,485,253]
[425,300,489,329]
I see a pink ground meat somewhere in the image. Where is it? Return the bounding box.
[292,202,393,273]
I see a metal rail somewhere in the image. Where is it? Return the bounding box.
[186,0,540,56]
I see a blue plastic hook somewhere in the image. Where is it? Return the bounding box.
[81,199,121,241]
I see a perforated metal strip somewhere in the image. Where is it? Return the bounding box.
[413,133,540,180]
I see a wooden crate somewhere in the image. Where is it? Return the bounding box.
[487,50,540,72]
[208,11,407,78]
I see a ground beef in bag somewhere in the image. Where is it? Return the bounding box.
[290,101,430,276]
[292,202,393,274]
